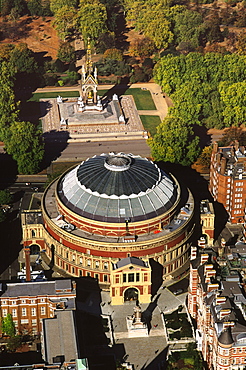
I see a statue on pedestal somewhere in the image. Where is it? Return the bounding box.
[126,304,148,337]
[57,95,63,104]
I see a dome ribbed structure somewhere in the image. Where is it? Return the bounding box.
[57,153,177,222]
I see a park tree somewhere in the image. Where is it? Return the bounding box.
[100,0,121,33]
[127,2,174,50]
[57,42,76,63]
[10,43,38,74]
[0,62,19,142]
[235,32,246,55]
[174,9,205,50]
[27,0,43,16]
[222,54,246,83]
[0,0,12,16]
[0,209,6,223]
[7,335,22,352]
[148,116,200,166]
[5,121,44,174]
[0,0,26,17]
[78,0,107,42]
[129,37,155,59]
[153,52,246,130]
[96,32,115,53]
[0,190,13,206]
[143,14,173,50]
[170,77,213,127]
[0,44,14,61]
[103,48,123,61]
[1,314,15,337]
[219,126,246,146]
[196,146,212,170]
[52,6,77,40]
[50,0,77,14]
[219,81,246,126]
[203,12,223,44]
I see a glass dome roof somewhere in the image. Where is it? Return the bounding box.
[57,153,178,223]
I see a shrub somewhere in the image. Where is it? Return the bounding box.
[169,331,181,340]
[57,42,75,64]
[104,48,123,61]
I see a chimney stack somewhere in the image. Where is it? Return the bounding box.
[24,246,31,282]
[213,142,218,153]
[221,157,227,175]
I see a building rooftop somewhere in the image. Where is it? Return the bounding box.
[115,257,147,269]
[57,153,177,223]
[43,178,194,244]
[42,310,79,364]
[0,279,74,298]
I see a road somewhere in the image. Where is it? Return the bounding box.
[45,138,151,163]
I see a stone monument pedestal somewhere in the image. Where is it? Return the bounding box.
[126,305,148,338]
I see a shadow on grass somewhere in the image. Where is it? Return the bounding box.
[19,100,52,125]
[101,78,131,100]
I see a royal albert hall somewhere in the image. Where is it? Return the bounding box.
[22,153,195,287]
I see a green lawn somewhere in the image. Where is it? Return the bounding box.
[98,88,156,110]
[124,88,156,110]
[29,88,156,111]
[140,115,160,137]
[29,91,80,102]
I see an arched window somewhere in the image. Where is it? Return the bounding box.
[31,230,36,238]
[29,244,40,255]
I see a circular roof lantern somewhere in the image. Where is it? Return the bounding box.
[57,153,178,223]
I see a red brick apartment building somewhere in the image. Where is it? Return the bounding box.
[209,141,246,224]
[188,247,246,370]
[0,279,75,335]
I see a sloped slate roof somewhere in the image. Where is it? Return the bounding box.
[218,328,234,345]
[116,257,146,269]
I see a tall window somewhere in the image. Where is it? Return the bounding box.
[12,309,17,317]
[22,308,27,316]
[2,309,7,317]
[128,273,134,282]
[41,307,46,315]
[31,307,36,316]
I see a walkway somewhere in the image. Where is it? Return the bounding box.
[34,82,169,123]
[99,285,187,369]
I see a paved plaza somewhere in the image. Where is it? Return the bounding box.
[41,94,147,142]
[99,285,187,369]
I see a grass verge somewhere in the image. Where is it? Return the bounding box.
[98,88,156,110]
[140,115,161,137]
[29,91,80,102]
[124,88,156,110]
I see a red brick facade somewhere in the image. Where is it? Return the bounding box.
[209,142,246,224]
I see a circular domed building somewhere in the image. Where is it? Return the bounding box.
[22,153,195,303]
